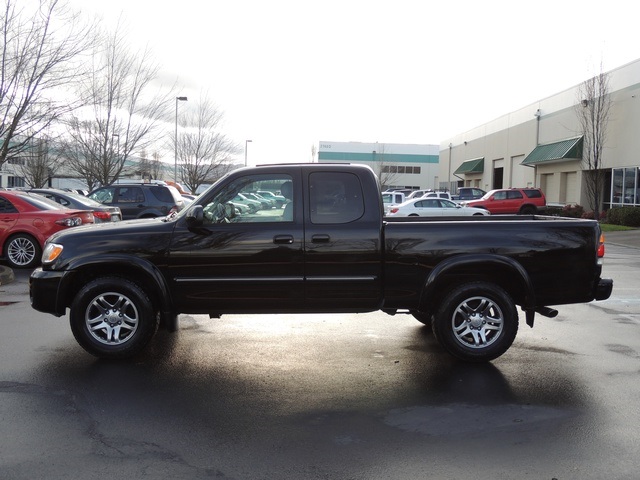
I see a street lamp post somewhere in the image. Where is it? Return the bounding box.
[175,96,188,182]
[244,139,253,167]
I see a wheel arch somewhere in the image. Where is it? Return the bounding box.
[418,254,536,326]
[58,256,173,323]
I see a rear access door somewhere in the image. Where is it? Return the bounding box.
[302,168,384,311]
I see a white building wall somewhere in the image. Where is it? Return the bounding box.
[440,58,640,210]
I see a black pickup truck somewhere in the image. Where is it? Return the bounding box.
[30,164,613,362]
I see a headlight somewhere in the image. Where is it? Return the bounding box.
[42,243,64,263]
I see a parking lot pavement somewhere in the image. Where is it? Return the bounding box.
[0,265,14,286]
[604,229,640,249]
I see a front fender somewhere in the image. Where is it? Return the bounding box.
[57,255,173,316]
[419,253,537,327]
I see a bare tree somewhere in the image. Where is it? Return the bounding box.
[176,93,239,194]
[61,18,175,187]
[14,134,61,187]
[576,65,611,220]
[371,144,400,190]
[0,0,93,169]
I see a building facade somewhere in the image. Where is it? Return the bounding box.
[317,141,441,192]
[440,58,640,211]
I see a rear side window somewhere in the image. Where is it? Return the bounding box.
[507,191,523,199]
[524,189,543,198]
[0,196,18,213]
[309,172,364,224]
[149,186,175,203]
[116,187,145,203]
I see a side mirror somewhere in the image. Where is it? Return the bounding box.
[186,205,204,227]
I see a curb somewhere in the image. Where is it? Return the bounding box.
[0,265,15,286]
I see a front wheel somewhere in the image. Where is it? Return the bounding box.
[70,277,158,359]
[5,234,41,269]
[432,281,518,362]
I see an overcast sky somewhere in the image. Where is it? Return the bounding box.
[69,0,638,165]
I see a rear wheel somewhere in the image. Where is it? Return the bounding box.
[6,234,41,269]
[519,205,536,215]
[70,277,158,359]
[432,281,518,362]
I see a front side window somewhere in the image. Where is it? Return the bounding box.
[494,191,507,200]
[90,188,115,203]
[200,174,293,224]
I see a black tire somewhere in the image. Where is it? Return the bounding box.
[69,277,158,359]
[412,313,433,328]
[5,233,41,269]
[432,281,518,362]
[519,205,536,215]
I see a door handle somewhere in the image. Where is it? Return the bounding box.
[273,235,294,244]
[311,234,330,243]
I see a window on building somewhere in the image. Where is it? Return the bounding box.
[610,167,640,206]
[8,176,25,188]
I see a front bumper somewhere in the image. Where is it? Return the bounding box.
[29,267,67,316]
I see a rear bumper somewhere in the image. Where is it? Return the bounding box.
[29,268,67,316]
[594,278,613,301]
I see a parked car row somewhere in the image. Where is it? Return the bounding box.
[0,191,95,268]
[386,197,491,217]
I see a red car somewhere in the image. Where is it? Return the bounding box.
[0,190,94,269]
[462,187,546,215]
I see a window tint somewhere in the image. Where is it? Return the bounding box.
[0,196,18,213]
[149,186,176,203]
[507,191,523,199]
[524,189,542,198]
[310,172,364,224]
[117,187,144,203]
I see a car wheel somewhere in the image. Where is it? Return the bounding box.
[69,277,158,359]
[5,234,41,269]
[519,205,536,215]
[432,281,518,362]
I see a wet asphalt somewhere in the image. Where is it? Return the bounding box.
[0,234,638,479]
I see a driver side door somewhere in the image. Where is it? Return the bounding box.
[167,172,306,313]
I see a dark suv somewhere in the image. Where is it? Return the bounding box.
[463,187,546,215]
[89,183,185,220]
[453,187,486,201]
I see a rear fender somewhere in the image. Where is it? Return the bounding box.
[418,253,537,327]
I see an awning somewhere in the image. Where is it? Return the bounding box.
[521,136,583,166]
[453,157,484,175]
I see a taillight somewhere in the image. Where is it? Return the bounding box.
[93,211,111,221]
[597,233,605,265]
[389,207,399,214]
[55,216,82,227]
